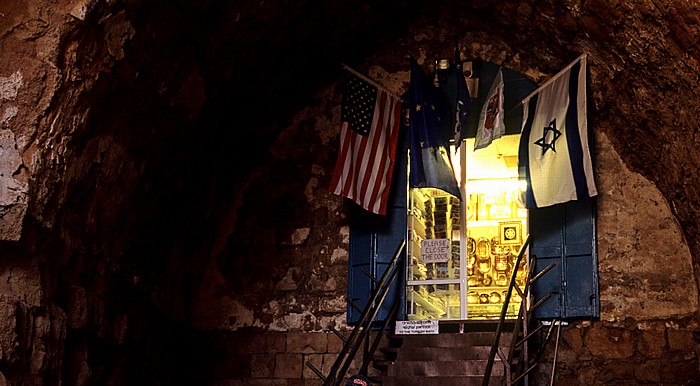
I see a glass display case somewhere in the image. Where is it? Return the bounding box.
[405,134,527,321]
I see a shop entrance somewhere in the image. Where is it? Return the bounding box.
[346,61,599,328]
[406,134,526,321]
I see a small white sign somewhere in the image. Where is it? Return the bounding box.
[395,320,439,335]
[420,238,450,263]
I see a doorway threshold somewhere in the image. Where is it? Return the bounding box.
[438,319,516,333]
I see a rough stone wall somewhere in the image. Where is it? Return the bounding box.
[596,132,698,320]
[530,131,700,385]
[0,2,124,384]
[1,1,700,386]
[0,2,60,240]
[0,1,211,385]
[538,318,700,385]
[205,77,700,386]
[190,86,351,333]
[184,330,384,385]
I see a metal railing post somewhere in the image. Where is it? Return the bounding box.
[482,235,531,386]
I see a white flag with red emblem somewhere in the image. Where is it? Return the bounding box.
[474,68,505,150]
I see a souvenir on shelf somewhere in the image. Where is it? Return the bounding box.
[479,293,490,304]
[476,237,491,274]
[495,272,509,287]
[406,181,527,321]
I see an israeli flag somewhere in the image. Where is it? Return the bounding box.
[518,54,597,208]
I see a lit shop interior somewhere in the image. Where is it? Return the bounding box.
[406,134,527,321]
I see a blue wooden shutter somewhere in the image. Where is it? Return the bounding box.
[347,129,408,324]
[347,206,376,324]
[530,196,599,320]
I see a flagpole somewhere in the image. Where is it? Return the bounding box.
[341,64,403,100]
[459,137,468,320]
[519,53,587,105]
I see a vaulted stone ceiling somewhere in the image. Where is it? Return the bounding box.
[20,0,697,276]
[2,0,700,383]
[2,0,699,326]
[1,0,698,320]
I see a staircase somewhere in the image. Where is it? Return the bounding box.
[337,236,558,386]
[371,328,514,386]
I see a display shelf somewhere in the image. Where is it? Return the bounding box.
[468,301,521,313]
[406,157,528,321]
[466,219,526,228]
[467,285,514,291]
[411,290,446,316]
[467,298,523,306]
[411,265,427,280]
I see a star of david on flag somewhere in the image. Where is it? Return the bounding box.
[534,119,562,154]
[518,54,597,209]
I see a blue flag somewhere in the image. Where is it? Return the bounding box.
[438,45,472,147]
[408,57,461,200]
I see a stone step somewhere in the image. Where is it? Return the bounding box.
[398,332,512,347]
[386,359,506,377]
[373,329,519,386]
[379,346,400,357]
[396,345,493,360]
[380,375,504,386]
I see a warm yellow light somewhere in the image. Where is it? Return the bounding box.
[466,179,520,196]
[518,179,527,192]
[450,143,461,184]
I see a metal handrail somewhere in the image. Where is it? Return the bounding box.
[307,239,405,386]
[482,234,531,386]
[510,319,560,385]
[359,295,402,375]
[334,257,402,384]
[483,232,564,386]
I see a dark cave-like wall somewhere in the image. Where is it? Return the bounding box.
[1,0,700,385]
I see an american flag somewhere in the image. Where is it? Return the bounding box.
[329,71,402,215]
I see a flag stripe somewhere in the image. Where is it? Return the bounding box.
[329,122,351,195]
[365,95,400,213]
[329,72,402,215]
[367,93,392,211]
[350,125,370,200]
[564,60,588,199]
[377,103,402,210]
[360,92,388,210]
[519,94,538,208]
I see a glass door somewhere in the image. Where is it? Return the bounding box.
[406,134,527,321]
